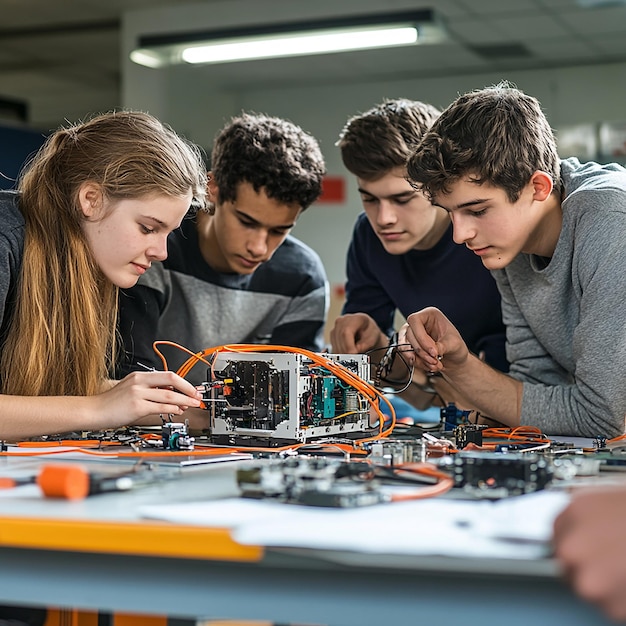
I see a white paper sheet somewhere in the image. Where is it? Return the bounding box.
[139,489,571,560]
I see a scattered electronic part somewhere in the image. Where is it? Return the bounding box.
[445,451,554,499]
[297,482,385,508]
[368,439,426,466]
[203,352,372,445]
[29,424,196,453]
[494,443,547,452]
[594,435,608,450]
[157,421,194,451]
[34,428,146,447]
[548,440,578,452]
[237,456,385,507]
[454,424,487,449]
[440,402,472,429]
[422,432,455,457]
[592,449,626,470]
[551,455,601,479]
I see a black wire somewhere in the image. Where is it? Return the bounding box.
[379,344,415,392]
[366,341,415,391]
[372,465,440,485]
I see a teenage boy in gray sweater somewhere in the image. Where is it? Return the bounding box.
[401,82,626,438]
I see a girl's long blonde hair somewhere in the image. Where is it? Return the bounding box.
[1,111,207,397]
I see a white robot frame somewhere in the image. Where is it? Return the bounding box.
[206,352,372,445]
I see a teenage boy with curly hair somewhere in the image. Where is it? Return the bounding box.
[118,113,328,380]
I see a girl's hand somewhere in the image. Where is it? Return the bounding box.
[91,371,203,429]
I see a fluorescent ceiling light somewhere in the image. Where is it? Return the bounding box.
[181,26,417,64]
[576,0,626,6]
[131,10,446,68]
[129,49,164,69]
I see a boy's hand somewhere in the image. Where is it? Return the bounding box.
[399,307,469,372]
[330,313,388,354]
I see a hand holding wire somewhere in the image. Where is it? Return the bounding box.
[92,370,203,430]
[401,307,469,373]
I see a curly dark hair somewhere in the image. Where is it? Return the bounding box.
[210,112,325,209]
[406,82,561,203]
[337,98,441,181]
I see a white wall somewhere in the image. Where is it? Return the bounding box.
[122,3,626,287]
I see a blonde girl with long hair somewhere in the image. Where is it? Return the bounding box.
[0,110,208,441]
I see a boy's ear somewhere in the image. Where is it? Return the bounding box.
[78,182,104,218]
[530,170,554,202]
[207,172,219,204]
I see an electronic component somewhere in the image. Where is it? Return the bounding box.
[422,432,454,457]
[160,421,194,450]
[440,402,472,429]
[590,450,626,470]
[551,455,601,479]
[594,435,608,450]
[454,423,487,449]
[447,451,553,499]
[236,456,385,507]
[138,421,195,451]
[368,439,426,466]
[203,352,371,445]
[297,483,384,508]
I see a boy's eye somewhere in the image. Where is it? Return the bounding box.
[140,225,155,234]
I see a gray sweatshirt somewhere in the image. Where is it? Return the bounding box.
[493,158,626,437]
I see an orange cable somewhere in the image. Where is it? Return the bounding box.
[387,462,454,501]
[153,341,396,449]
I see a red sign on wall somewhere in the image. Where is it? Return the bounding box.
[318,176,346,203]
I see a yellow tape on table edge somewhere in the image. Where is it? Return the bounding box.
[0,517,263,561]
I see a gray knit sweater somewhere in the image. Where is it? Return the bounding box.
[493,158,626,437]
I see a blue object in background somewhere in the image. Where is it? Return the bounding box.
[380,392,441,425]
[0,123,47,190]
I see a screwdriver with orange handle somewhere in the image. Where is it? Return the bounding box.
[0,464,155,500]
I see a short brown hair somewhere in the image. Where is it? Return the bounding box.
[407,82,561,202]
[337,98,441,181]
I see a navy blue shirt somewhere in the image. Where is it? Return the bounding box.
[343,213,508,372]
